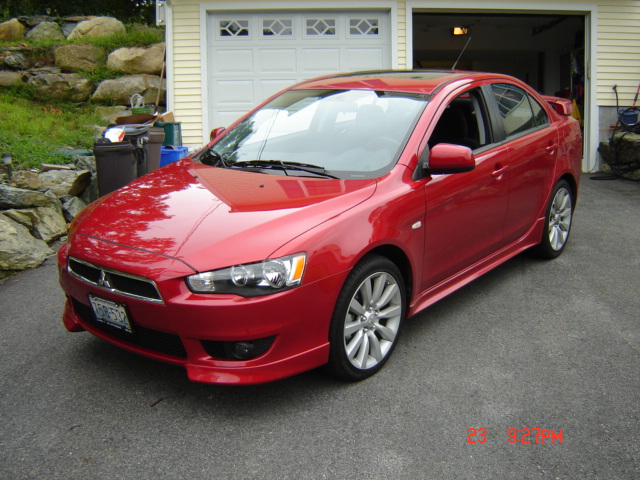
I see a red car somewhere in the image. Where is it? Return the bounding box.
[58,70,582,384]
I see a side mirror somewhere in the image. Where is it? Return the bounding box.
[420,143,475,175]
[210,127,226,141]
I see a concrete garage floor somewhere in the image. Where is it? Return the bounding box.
[1,174,638,479]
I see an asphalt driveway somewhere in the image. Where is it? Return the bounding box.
[1,174,638,479]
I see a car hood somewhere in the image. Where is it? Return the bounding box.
[72,160,376,272]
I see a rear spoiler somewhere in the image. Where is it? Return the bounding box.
[542,95,573,116]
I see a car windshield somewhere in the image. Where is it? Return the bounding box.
[199,89,428,179]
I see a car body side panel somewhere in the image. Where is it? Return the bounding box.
[406,76,582,317]
[502,125,560,244]
[422,144,509,290]
[556,118,584,189]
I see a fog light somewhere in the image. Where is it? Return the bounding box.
[201,336,276,360]
[232,342,255,359]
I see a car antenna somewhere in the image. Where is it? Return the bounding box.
[452,36,472,70]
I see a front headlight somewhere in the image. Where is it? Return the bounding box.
[186,253,307,296]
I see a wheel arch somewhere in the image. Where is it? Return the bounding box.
[362,244,414,309]
[558,173,578,207]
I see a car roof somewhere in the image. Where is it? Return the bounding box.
[293,70,498,95]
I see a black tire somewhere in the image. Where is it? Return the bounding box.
[327,255,406,381]
[532,179,574,259]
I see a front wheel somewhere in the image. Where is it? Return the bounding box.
[327,255,406,381]
[533,179,574,259]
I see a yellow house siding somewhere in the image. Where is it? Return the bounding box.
[596,2,640,106]
[397,1,407,68]
[170,2,202,147]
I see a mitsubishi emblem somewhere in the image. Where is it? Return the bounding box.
[98,270,112,289]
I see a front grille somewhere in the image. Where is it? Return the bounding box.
[69,258,101,283]
[201,336,275,360]
[68,257,162,303]
[72,298,187,359]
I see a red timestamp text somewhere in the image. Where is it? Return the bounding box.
[508,428,563,444]
[467,428,563,444]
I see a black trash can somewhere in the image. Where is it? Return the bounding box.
[122,124,150,178]
[93,139,138,197]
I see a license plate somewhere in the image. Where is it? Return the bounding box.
[88,295,133,333]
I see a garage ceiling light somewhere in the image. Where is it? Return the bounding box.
[452,26,470,36]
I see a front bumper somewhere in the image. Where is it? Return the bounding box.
[58,238,342,385]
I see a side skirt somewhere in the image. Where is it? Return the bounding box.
[408,216,545,317]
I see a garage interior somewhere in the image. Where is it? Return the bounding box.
[412,12,586,122]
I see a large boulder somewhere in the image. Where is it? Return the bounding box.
[107,43,165,75]
[55,44,106,73]
[37,169,92,197]
[75,156,99,204]
[27,73,93,102]
[26,21,66,42]
[61,196,88,222]
[12,170,42,190]
[59,16,95,37]
[3,206,67,243]
[0,71,22,87]
[0,18,26,41]
[67,17,125,39]
[20,15,57,28]
[0,184,52,209]
[0,215,53,272]
[2,50,31,70]
[92,74,166,106]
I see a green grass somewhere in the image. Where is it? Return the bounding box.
[82,25,165,50]
[0,90,106,169]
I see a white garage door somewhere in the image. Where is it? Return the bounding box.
[207,10,392,129]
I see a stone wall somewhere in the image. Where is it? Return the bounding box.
[0,16,166,106]
[0,159,94,278]
[0,16,166,278]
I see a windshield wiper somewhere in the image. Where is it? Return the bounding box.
[200,148,231,167]
[233,160,339,179]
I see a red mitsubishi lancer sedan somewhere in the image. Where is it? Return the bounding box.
[58,70,582,384]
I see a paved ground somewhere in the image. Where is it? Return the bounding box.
[1,174,639,480]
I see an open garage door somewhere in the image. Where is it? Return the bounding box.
[413,12,586,117]
[412,12,586,138]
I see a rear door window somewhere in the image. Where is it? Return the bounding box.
[490,83,549,138]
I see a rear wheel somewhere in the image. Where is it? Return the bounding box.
[533,179,574,259]
[327,255,406,381]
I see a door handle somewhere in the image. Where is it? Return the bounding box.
[492,165,509,179]
[546,143,558,155]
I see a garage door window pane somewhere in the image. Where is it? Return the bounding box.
[220,20,249,37]
[263,19,293,36]
[349,18,379,35]
[306,19,336,36]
